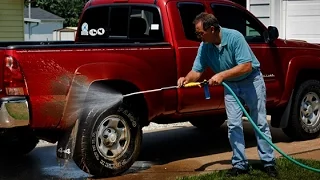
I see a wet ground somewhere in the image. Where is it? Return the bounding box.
[0,121,319,180]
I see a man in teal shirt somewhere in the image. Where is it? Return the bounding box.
[177,12,278,177]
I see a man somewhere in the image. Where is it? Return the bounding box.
[177,12,278,177]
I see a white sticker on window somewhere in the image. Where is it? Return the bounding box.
[97,28,105,35]
[89,29,97,36]
[81,22,89,36]
[151,24,159,30]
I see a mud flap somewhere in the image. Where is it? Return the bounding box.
[279,90,294,128]
[56,119,79,160]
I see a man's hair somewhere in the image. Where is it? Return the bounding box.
[193,12,220,31]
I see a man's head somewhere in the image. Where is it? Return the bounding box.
[193,12,220,43]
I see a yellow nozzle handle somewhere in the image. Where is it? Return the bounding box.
[183,82,202,87]
[183,80,208,88]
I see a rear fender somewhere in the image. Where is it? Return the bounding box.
[60,61,164,128]
[280,56,320,103]
[56,62,163,160]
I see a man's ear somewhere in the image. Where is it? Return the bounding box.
[210,26,215,34]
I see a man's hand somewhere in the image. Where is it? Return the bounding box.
[177,70,202,87]
[177,77,189,87]
[208,73,224,86]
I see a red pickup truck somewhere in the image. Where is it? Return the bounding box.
[1,0,320,177]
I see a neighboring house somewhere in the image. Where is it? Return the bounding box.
[24,7,65,41]
[53,27,78,41]
[247,0,320,43]
[0,0,24,41]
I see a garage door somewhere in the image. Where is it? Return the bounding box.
[283,0,320,43]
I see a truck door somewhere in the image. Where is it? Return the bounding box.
[208,2,282,107]
[166,1,225,113]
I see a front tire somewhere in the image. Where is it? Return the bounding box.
[282,80,320,140]
[73,102,142,178]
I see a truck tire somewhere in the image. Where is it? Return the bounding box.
[189,115,226,130]
[0,127,39,156]
[282,80,320,140]
[73,101,142,178]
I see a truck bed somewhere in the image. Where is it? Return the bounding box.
[1,41,170,50]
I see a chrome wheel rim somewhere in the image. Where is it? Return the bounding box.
[300,92,320,127]
[95,114,131,159]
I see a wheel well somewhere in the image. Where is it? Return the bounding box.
[272,69,320,128]
[88,80,149,127]
[295,69,320,89]
[270,69,320,128]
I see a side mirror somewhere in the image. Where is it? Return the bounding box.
[263,26,279,43]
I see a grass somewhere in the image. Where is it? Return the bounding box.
[177,158,320,180]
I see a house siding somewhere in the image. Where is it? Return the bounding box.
[248,0,271,27]
[283,0,320,43]
[0,0,24,41]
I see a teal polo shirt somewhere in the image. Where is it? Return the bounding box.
[192,27,260,81]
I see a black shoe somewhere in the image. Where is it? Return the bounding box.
[226,167,249,177]
[264,166,278,178]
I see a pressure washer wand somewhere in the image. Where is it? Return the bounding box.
[123,80,210,99]
[123,85,179,97]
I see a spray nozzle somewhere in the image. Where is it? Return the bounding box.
[183,80,210,100]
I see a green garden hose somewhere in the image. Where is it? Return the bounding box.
[222,81,320,173]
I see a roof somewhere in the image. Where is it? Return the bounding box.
[54,27,78,32]
[24,7,64,21]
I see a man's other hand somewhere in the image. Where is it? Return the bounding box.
[209,73,224,86]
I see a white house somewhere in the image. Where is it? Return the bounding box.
[247,0,320,43]
[24,7,65,41]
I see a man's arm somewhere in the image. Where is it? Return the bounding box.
[220,62,252,80]
[209,63,251,85]
[185,70,202,82]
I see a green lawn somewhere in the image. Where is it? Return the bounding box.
[177,158,320,180]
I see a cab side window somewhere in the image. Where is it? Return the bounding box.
[211,4,265,43]
[177,2,205,42]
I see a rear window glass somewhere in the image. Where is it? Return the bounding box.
[77,5,164,43]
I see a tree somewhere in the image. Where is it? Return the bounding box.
[24,0,89,27]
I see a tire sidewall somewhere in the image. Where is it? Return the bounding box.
[82,103,141,175]
[292,80,320,136]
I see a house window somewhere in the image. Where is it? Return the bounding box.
[177,2,205,42]
[211,4,265,43]
[77,5,164,43]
